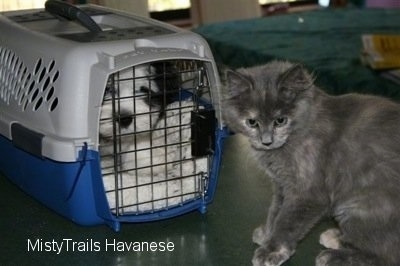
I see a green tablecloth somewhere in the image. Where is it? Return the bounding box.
[195,8,400,99]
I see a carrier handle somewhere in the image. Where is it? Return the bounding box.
[45,0,102,33]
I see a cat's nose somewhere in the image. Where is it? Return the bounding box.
[262,141,273,146]
[261,133,273,146]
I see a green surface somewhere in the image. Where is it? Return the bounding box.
[0,135,332,266]
[195,8,400,99]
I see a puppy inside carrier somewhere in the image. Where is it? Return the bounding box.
[0,1,228,231]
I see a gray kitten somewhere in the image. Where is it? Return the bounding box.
[222,60,400,266]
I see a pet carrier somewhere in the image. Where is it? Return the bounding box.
[0,1,228,231]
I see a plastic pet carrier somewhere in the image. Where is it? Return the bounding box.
[0,1,228,231]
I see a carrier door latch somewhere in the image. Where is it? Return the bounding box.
[191,109,216,157]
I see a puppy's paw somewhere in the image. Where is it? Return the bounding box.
[252,244,293,266]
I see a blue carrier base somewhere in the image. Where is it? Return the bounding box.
[0,135,111,228]
[0,128,229,231]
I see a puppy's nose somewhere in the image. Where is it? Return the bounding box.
[119,114,133,128]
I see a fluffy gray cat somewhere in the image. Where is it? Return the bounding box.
[222,60,400,266]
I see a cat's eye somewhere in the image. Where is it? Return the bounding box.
[273,117,288,127]
[246,119,259,128]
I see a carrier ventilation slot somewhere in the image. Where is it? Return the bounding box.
[58,26,173,43]
[0,47,60,112]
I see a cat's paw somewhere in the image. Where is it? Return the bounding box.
[252,225,268,245]
[315,249,347,266]
[252,244,293,266]
[319,228,341,250]
[316,248,379,266]
[316,249,332,266]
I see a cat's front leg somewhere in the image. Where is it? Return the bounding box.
[253,183,284,245]
[252,197,327,266]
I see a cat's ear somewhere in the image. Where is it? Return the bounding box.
[225,69,253,97]
[278,64,313,102]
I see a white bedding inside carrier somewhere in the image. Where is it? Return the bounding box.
[99,61,211,214]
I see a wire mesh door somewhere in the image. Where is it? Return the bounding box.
[99,60,216,216]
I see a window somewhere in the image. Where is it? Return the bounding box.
[148,0,190,12]
[148,0,308,12]
[0,0,47,11]
[259,0,299,4]
[1,0,315,13]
